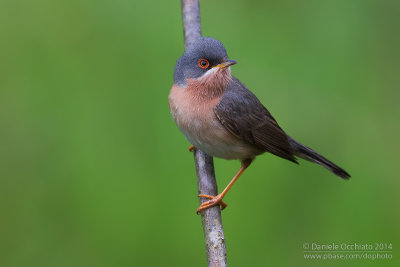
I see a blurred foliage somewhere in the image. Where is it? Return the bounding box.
[0,0,399,266]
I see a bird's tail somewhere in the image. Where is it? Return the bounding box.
[288,137,350,179]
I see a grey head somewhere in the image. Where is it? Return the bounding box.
[174,37,237,86]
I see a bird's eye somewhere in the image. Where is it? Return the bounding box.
[198,59,210,69]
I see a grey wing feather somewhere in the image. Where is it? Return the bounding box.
[214,76,297,163]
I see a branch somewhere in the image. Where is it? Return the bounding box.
[181,0,202,47]
[180,1,227,266]
[193,150,227,266]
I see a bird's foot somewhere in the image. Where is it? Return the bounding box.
[196,194,227,214]
[188,145,196,152]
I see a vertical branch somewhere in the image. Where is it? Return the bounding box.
[193,150,227,267]
[181,0,202,47]
[180,1,227,267]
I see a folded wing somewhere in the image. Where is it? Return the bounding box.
[214,76,297,163]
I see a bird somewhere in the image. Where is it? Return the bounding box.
[169,37,350,214]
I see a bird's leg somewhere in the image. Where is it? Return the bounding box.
[196,159,252,214]
[198,195,228,210]
[188,145,196,152]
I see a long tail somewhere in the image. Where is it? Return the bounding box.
[288,137,350,179]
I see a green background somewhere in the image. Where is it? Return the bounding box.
[1,0,399,266]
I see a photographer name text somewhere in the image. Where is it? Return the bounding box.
[303,242,392,251]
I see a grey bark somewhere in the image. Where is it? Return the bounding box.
[180,1,227,266]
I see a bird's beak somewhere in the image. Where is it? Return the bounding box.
[213,59,237,69]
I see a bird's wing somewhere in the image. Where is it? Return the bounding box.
[214,76,297,163]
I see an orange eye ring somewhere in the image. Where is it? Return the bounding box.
[198,59,210,69]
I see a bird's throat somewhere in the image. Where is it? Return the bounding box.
[186,68,232,100]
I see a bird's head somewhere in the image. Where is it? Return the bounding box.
[174,37,237,93]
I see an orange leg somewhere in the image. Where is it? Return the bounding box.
[188,145,196,152]
[198,194,228,210]
[196,159,252,214]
